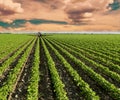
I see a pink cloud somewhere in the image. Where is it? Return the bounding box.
[0,0,23,16]
[64,0,114,24]
[0,0,120,31]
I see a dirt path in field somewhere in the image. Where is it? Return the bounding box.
[45,41,83,100]
[8,39,37,100]
[38,39,55,100]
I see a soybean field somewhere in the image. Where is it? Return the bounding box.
[0,34,120,100]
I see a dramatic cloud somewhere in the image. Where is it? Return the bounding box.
[0,0,66,22]
[110,0,120,10]
[0,19,67,28]
[0,0,120,31]
[64,0,114,24]
[33,0,65,9]
[0,0,23,16]
[2,23,119,32]
[41,0,64,9]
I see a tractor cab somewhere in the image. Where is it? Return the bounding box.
[38,32,42,37]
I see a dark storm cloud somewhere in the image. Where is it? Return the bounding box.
[0,19,26,28]
[109,0,120,10]
[0,19,67,28]
[29,19,67,24]
[0,21,9,28]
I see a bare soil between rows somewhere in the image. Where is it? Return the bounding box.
[38,38,55,100]
[45,40,83,100]
[48,39,112,100]
[0,40,34,87]
[8,39,37,100]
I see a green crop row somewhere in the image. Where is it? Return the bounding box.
[46,38,120,99]
[47,39,120,84]
[91,47,120,59]
[0,38,34,76]
[27,38,40,100]
[41,38,68,100]
[0,38,36,100]
[46,34,120,65]
[48,38,120,74]
[0,34,34,60]
[78,46,120,66]
[46,34,120,52]
[44,38,99,100]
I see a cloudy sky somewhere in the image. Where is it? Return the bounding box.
[0,0,120,31]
